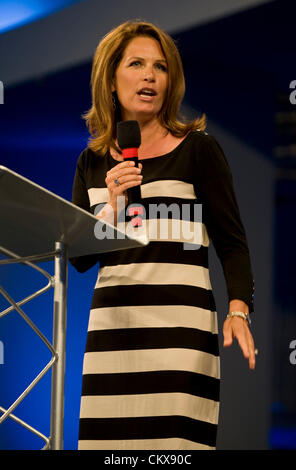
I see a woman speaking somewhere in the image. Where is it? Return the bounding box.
[70,20,256,450]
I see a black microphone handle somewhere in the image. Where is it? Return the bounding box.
[125,156,142,206]
[128,185,142,206]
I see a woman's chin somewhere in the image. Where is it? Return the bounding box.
[122,108,160,122]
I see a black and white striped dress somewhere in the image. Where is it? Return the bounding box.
[70,130,254,450]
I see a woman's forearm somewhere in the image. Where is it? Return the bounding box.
[228,299,249,314]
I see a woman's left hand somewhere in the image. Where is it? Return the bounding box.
[223,316,256,370]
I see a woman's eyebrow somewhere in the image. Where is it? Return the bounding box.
[127,56,167,63]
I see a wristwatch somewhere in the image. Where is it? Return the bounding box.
[226,311,251,326]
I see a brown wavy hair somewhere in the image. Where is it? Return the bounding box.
[83,20,206,156]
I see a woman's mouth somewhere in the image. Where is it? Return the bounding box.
[137,88,157,99]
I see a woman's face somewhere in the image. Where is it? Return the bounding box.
[113,36,168,122]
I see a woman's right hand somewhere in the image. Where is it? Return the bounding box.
[104,160,143,219]
[96,160,143,226]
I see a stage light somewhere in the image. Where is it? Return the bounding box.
[0,0,81,34]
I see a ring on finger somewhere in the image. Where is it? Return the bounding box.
[114,178,120,186]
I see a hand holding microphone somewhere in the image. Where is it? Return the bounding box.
[102,121,143,226]
[116,120,144,227]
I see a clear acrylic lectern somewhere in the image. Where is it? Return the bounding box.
[0,166,148,450]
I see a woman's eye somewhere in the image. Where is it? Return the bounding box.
[156,63,167,71]
[129,61,167,71]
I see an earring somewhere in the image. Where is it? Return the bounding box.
[112,94,116,110]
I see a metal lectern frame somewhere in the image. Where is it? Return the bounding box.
[0,166,148,450]
[0,242,67,450]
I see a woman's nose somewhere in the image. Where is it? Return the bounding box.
[143,65,155,82]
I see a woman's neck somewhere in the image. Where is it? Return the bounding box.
[111,118,183,161]
[136,119,168,157]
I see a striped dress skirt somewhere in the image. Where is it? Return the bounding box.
[78,215,220,450]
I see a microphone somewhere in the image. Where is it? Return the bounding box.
[117,120,143,227]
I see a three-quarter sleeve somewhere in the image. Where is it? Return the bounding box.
[194,133,254,313]
[69,150,100,273]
